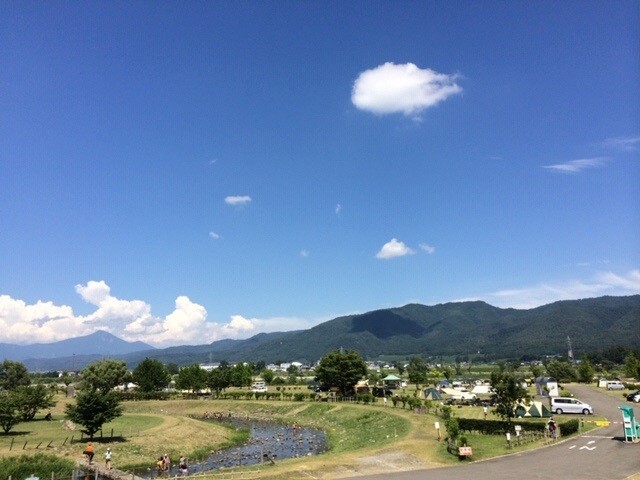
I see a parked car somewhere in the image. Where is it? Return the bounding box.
[606,380,625,390]
[550,396,594,415]
[626,390,640,403]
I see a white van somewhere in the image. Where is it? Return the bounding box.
[606,380,625,390]
[251,381,267,393]
[550,397,593,415]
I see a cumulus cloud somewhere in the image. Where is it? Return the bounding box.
[209,231,220,240]
[0,281,274,347]
[300,249,309,258]
[225,195,252,206]
[376,238,415,259]
[351,62,462,118]
[459,269,640,309]
[335,203,342,215]
[542,157,609,173]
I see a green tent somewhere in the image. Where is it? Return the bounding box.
[423,387,442,400]
[515,400,551,418]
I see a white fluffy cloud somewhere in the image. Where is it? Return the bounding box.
[376,238,415,259]
[0,281,269,347]
[351,62,462,117]
[542,157,609,173]
[225,195,252,206]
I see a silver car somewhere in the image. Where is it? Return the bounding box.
[550,397,594,415]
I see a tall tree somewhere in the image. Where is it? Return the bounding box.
[0,391,20,434]
[0,360,30,391]
[81,359,128,393]
[577,357,595,384]
[207,367,231,394]
[175,364,207,393]
[64,390,122,438]
[407,357,428,388]
[132,358,171,393]
[15,385,56,421]
[624,352,639,379]
[314,349,367,396]
[490,370,529,424]
[545,359,577,382]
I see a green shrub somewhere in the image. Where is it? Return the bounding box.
[0,453,75,479]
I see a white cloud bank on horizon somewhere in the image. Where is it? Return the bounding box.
[1,270,638,346]
[351,62,462,118]
[0,281,262,347]
[458,269,640,310]
[542,157,609,173]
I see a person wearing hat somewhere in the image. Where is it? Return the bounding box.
[105,448,112,469]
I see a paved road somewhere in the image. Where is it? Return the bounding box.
[359,384,640,480]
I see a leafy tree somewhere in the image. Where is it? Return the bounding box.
[166,363,180,375]
[314,349,367,396]
[287,365,300,383]
[64,390,122,438]
[81,359,128,393]
[132,358,171,393]
[0,391,20,433]
[261,369,275,385]
[175,364,208,393]
[393,362,405,376]
[15,385,56,421]
[230,363,252,387]
[490,370,529,424]
[545,359,577,382]
[206,367,231,394]
[577,357,595,384]
[254,360,266,374]
[530,364,543,379]
[0,360,30,391]
[442,365,454,381]
[624,352,639,379]
[407,357,428,388]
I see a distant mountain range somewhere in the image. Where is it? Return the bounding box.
[0,331,153,369]
[3,295,639,371]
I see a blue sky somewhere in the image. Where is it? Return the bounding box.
[1,1,639,347]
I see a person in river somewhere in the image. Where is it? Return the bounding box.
[83,442,94,463]
[179,456,188,476]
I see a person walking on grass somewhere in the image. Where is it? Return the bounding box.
[105,448,112,470]
[83,442,94,464]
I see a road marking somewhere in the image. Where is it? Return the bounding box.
[579,446,596,451]
[580,435,611,439]
[569,445,576,449]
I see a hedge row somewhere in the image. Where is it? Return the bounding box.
[456,417,580,436]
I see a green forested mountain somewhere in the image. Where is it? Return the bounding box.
[20,295,640,369]
[219,295,639,364]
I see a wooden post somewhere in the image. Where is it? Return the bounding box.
[63,436,68,446]
[23,441,28,450]
[9,437,14,450]
[36,442,42,449]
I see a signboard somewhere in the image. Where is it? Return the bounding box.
[458,446,473,456]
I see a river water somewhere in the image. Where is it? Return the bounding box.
[138,418,328,478]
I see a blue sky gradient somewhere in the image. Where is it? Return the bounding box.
[1,1,638,346]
